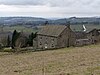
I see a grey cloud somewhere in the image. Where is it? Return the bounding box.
[0,0,45,5]
[0,0,100,17]
[79,0,93,5]
[0,0,100,10]
[0,0,98,6]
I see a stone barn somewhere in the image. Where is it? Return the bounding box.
[86,29,100,44]
[75,39,91,47]
[74,31,91,46]
[74,28,100,46]
[34,25,76,50]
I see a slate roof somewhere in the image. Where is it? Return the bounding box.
[37,25,67,37]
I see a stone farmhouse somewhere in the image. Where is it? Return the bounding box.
[75,31,90,46]
[34,25,76,50]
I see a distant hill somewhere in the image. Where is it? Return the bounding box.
[0,17,100,26]
[53,17,100,25]
[0,17,49,26]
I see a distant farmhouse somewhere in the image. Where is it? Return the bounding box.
[87,29,100,44]
[33,24,76,50]
[75,26,100,46]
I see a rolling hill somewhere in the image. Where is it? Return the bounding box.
[0,17,100,26]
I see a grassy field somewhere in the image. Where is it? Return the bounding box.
[0,45,100,75]
[1,24,100,33]
[0,25,38,33]
[71,24,100,31]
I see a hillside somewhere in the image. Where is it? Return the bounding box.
[0,45,100,75]
[0,17,49,26]
[0,17,100,26]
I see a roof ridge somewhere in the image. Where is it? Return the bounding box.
[37,25,67,37]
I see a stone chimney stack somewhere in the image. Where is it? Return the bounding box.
[45,21,49,25]
[66,21,70,28]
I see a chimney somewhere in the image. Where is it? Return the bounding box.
[82,24,86,32]
[44,21,49,25]
[66,21,70,28]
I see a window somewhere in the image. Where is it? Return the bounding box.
[52,45,54,47]
[51,44,55,48]
[52,39,54,41]
[59,35,62,37]
[76,41,79,44]
[52,38,55,42]
[40,37,42,39]
[45,43,48,49]
[92,34,94,36]
[46,37,48,40]
[45,41,48,44]
[40,42,42,45]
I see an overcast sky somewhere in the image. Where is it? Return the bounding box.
[0,0,100,18]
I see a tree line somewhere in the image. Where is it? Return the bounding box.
[7,30,37,49]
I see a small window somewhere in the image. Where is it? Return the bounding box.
[59,35,62,37]
[46,37,48,40]
[45,44,48,49]
[92,34,94,36]
[52,44,55,48]
[52,38,55,42]
[52,39,54,41]
[52,46,54,47]
[40,37,42,39]
[45,41,48,44]
[40,42,42,45]
[76,41,79,44]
